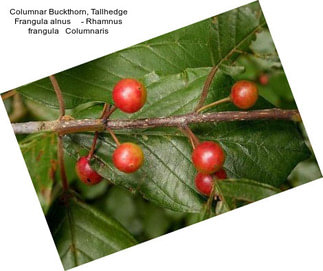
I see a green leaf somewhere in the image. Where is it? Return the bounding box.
[100,186,142,236]
[195,178,277,219]
[250,30,280,67]
[140,203,171,239]
[134,68,233,118]
[258,72,295,108]
[3,98,13,115]
[17,3,264,109]
[72,67,234,120]
[73,180,109,201]
[218,178,280,202]
[202,120,310,187]
[210,3,264,60]
[288,158,322,187]
[214,178,279,215]
[220,63,246,77]
[47,195,137,270]
[24,99,61,121]
[236,29,282,74]
[96,186,180,240]
[19,133,57,213]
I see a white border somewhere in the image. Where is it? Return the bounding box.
[1,0,322,270]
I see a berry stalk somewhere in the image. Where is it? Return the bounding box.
[107,128,121,146]
[181,125,200,149]
[57,135,69,191]
[88,103,113,159]
[196,96,231,113]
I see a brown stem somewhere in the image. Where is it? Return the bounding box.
[189,137,196,149]
[57,135,68,191]
[179,127,196,149]
[102,105,117,120]
[183,125,200,148]
[196,96,231,113]
[49,75,65,119]
[1,89,17,100]
[195,66,219,111]
[12,109,301,134]
[104,105,120,146]
[88,103,111,159]
[88,133,99,159]
[100,103,110,118]
[107,128,121,146]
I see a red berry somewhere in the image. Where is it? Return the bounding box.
[112,78,147,113]
[195,173,213,196]
[214,168,227,179]
[76,156,102,185]
[112,142,144,173]
[230,80,258,109]
[192,141,225,174]
[258,73,269,85]
[195,169,227,196]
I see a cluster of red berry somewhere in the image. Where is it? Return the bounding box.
[193,80,259,196]
[76,78,146,185]
[75,78,259,198]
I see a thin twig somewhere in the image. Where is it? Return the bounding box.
[88,133,99,159]
[57,135,68,191]
[103,105,121,145]
[102,105,117,120]
[1,89,17,100]
[88,104,111,159]
[195,66,219,111]
[49,75,65,119]
[188,131,196,149]
[100,103,110,118]
[196,96,231,113]
[12,109,301,134]
[179,127,196,149]
[183,125,200,147]
[107,128,121,146]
